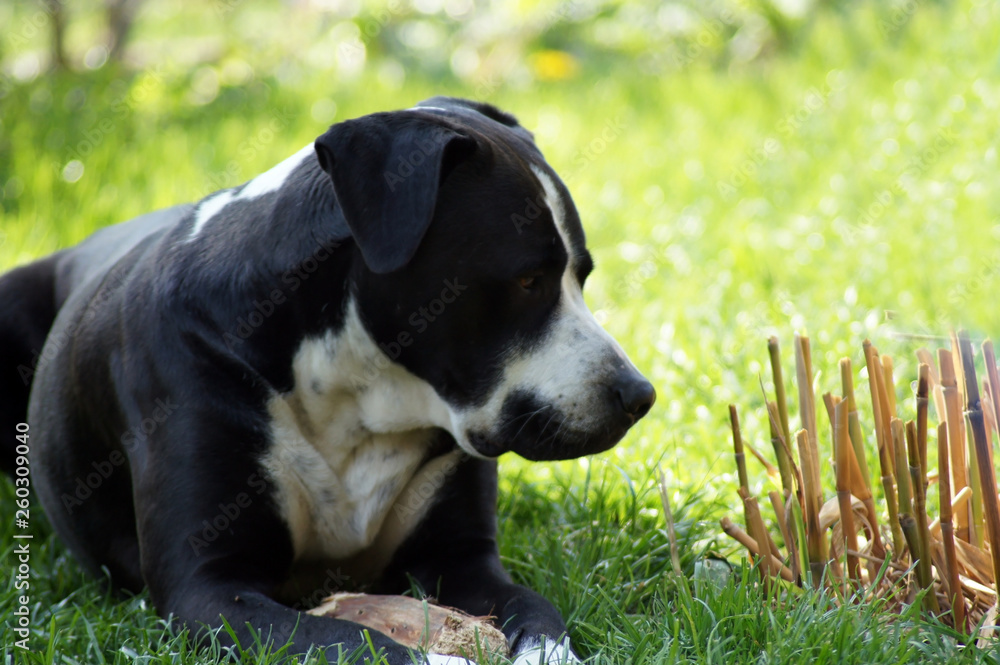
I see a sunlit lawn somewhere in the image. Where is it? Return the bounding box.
[4,0,1000,662]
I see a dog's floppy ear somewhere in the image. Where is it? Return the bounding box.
[314,113,476,274]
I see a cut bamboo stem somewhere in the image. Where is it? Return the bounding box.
[940,349,971,543]
[982,340,1000,437]
[730,405,749,492]
[740,486,783,562]
[840,357,884,561]
[959,332,1000,595]
[939,420,968,632]
[769,336,793,459]
[906,419,939,612]
[743,439,780,478]
[917,347,947,426]
[796,428,827,587]
[834,400,861,583]
[719,516,795,583]
[865,341,903,554]
[882,355,897,417]
[766,400,794,496]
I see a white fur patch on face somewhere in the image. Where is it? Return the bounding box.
[512,637,581,665]
[263,300,465,563]
[452,166,638,447]
[186,144,314,240]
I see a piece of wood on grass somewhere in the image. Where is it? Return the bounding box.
[309,593,509,657]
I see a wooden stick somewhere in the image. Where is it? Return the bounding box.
[939,420,968,631]
[730,405,749,492]
[719,516,795,582]
[768,489,797,580]
[865,341,903,554]
[768,336,793,458]
[917,347,947,426]
[834,400,861,582]
[882,355,898,417]
[740,487,783,562]
[743,439,780,478]
[982,340,1000,439]
[840,357,884,560]
[906,419,938,611]
[959,332,1000,593]
[940,348,971,542]
[796,335,819,474]
[965,414,984,548]
[796,428,827,587]
[765,400,793,496]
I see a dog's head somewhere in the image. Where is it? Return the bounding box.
[314,97,654,461]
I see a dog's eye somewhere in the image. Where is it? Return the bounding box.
[517,274,539,291]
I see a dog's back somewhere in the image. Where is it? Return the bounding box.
[0,205,192,476]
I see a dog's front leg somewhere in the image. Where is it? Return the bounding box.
[380,456,583,664]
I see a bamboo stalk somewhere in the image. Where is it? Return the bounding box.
[720,516,795,583]
[768,489,797,581]
[916,364,931,486]
[840,357,884,561]
[740,486,783,562]
[834,400,861,583]
[938,421,968,631]
[982,340,1000,437]
[796,428,827,587]
[865,341,903,554]
[940,349,971,543]
[730,405,749,492]
[905,420,939,611]
[959,332,1000,593]
[882,355,897,417]
[743,439,781,478]
[983,380,997,445]
[796,335,819,469]
[765,400,794,496]
[965,415,984,548]
[769,336,793,457]
[917,347,947,426]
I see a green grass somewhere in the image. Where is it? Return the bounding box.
[5,0,1000,663]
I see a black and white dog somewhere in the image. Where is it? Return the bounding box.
[1,97,654,663]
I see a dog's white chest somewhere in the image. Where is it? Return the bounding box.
[262,302,457,562]
[265,399,434,560]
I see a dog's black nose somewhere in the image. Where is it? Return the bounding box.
[614,372,656,421]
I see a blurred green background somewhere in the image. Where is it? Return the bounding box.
[4,0,1000,661]
[4,0,1000,494]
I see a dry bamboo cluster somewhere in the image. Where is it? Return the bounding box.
[723,332,1000,636]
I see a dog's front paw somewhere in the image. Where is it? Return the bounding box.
[425,654,480,665]
[510,637,581,665]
